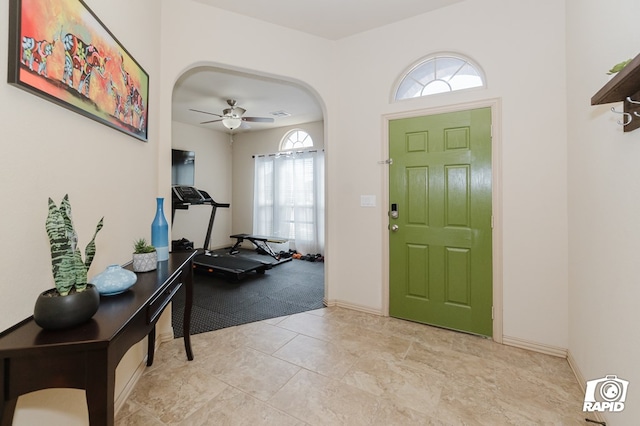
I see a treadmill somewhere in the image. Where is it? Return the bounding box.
[171,185,271,280]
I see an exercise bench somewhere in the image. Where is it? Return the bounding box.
[229,234,288,260]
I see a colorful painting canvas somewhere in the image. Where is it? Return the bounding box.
[8,0,149,141]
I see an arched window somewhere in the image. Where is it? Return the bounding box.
[394,53,485,101]
[280,129,313,151]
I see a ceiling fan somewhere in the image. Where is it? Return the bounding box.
[190,99,274,130]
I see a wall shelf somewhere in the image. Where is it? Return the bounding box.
[592,53,640,132]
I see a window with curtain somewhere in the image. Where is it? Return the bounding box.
[253,131,324,255]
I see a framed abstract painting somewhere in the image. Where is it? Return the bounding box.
[7,0,149,141]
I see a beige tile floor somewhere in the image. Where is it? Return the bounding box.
[117,307,592,425]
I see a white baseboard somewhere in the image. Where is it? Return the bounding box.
[495,339,608,422]
[114,333,169,415]
[567,350,606,424]
[323,298,383,316]
[501,335,568,358]
[158,329,174,344]
[114,355,147,415]
[567,350,585,387]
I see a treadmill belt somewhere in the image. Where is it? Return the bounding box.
[194,253,268,275]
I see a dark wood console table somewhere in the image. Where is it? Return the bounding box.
[0,250,196,426]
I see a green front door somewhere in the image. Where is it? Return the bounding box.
[389,108,493,336]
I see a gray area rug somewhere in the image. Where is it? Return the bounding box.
[172,250,324,337]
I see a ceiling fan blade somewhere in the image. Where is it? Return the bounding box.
[242,117,274,123]
[190,108,223,117]
[200,119,223,124]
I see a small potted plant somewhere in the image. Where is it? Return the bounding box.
[34,194,104,330]
[132,238,157,272]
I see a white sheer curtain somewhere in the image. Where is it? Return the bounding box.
[253,150,324,255]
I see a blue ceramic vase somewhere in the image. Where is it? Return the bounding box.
[151,197,169,261]
[90,264,137,296]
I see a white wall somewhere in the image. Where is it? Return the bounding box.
[171,121,232,249]
[0,0,161,330]
[7,0,638,423]
[161,0,568,351]
[158,0,336,293]
[231,121,325,239]
[0,0,163,424]
[567,1,640,423]
[330,0,569,347]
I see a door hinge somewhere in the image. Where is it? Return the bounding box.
[492,306,494,320]
[491,215,494,229]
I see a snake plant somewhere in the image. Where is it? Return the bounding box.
[46,195,104,296]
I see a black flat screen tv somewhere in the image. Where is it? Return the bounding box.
[171,149,195,186]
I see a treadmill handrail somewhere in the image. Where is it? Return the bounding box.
[197,189,230,208]
[171,187,230,229]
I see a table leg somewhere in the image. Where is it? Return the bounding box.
[183,263,194,361]
[85,351,114,426]
[0,358,16,426]
[147,326,156,367]
[0,398,17,426]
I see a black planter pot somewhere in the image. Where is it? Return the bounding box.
[33,284,100,330]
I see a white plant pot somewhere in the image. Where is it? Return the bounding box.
[132,251,157,272]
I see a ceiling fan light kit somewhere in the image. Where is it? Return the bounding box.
[189,99,275,131]
[222,116,242,130]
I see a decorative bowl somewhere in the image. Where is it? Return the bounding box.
[90,264,137,296]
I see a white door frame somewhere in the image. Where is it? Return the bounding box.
[381,98,503,343]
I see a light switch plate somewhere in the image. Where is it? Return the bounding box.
[360,195,376,207]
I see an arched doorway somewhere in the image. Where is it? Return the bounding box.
[170,65,327,334]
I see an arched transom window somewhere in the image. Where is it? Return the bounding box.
[394,54,485,100]
[280,129,313,151]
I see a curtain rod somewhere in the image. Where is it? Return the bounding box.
[252,148,324,159]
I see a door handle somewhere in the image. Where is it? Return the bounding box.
[390,224,399,232]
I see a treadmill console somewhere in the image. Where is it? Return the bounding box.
[172,185,205,204]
